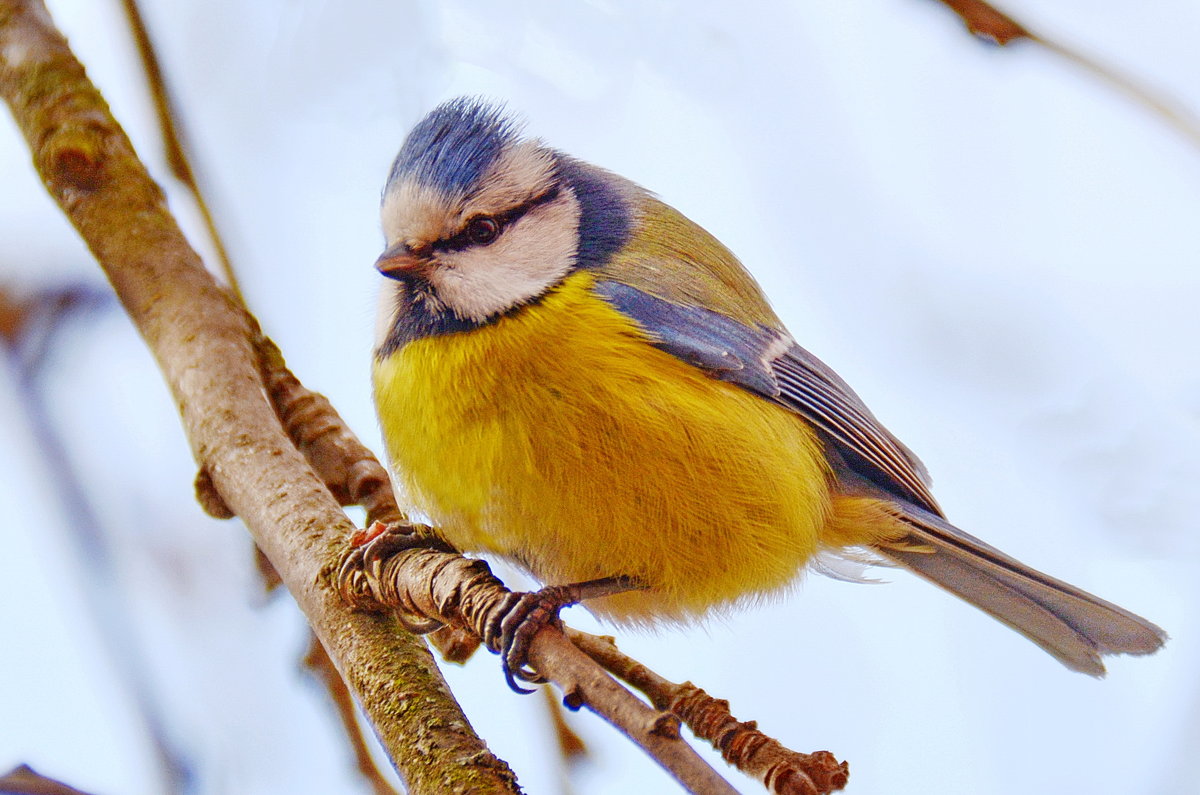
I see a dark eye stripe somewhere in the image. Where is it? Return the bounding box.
[433,184,562,253]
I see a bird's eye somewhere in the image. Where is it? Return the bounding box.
[466,216,500,246]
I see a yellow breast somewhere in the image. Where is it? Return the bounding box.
[373,271,835,623]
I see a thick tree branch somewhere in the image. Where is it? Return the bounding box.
[0,3,517,793]
[303,635,402,795]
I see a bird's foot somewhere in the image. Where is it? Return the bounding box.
[486,575,640,694]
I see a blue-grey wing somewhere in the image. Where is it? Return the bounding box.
[595,279,940,513]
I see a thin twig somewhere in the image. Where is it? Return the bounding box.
[117,0,243,300]
[1034,35,1200,150]
[568,630,848,795]
[1,288,193,795]
[934,0,1200,150]
[543,686,588,761]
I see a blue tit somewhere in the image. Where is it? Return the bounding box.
[371,97,1164,675]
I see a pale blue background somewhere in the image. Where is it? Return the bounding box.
[1,1,1196,793]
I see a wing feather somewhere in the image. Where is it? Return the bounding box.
[771,351,940,513]
[595,277,938,512]
[590,274,1166,672]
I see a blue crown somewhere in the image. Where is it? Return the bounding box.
[387,98,518,197]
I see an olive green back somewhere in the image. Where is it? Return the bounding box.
[597,195,784,332]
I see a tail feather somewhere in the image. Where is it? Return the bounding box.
[875,503,1166,676]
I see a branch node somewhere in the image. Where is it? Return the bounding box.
[561,684,586,711]
[49,128,105,191]
[648,711,682,740]
[428,624,482,664]
[194,466,234,519]
[937,0,1030,46]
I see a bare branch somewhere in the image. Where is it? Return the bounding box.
[0,764,100,795]
[0,3,517,792]
[935,0,1029,45]
[254,330,406,528]
[934,0,1200,149]
[568,630,848,795]
[338,534,744,794]
[117,0,243,299]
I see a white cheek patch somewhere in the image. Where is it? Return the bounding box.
[430,191,582,322]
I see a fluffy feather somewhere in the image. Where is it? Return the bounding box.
[374,270,843,624]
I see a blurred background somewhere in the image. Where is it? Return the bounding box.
[1,1,1197,793]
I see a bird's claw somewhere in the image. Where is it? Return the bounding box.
[491,585,578,694]
[486,576,642,694]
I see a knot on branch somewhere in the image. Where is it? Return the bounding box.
[194,466,234,519]
[938,0,1030,46]
[427,624,483,664]
[763,752,848,795]
[671,683,848,795]
[48,124,105,191]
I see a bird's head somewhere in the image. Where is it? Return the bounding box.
[376,98,633,348]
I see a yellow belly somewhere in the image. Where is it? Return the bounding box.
[373,271,836,623]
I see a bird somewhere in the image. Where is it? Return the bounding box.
[371,97,1165,683]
